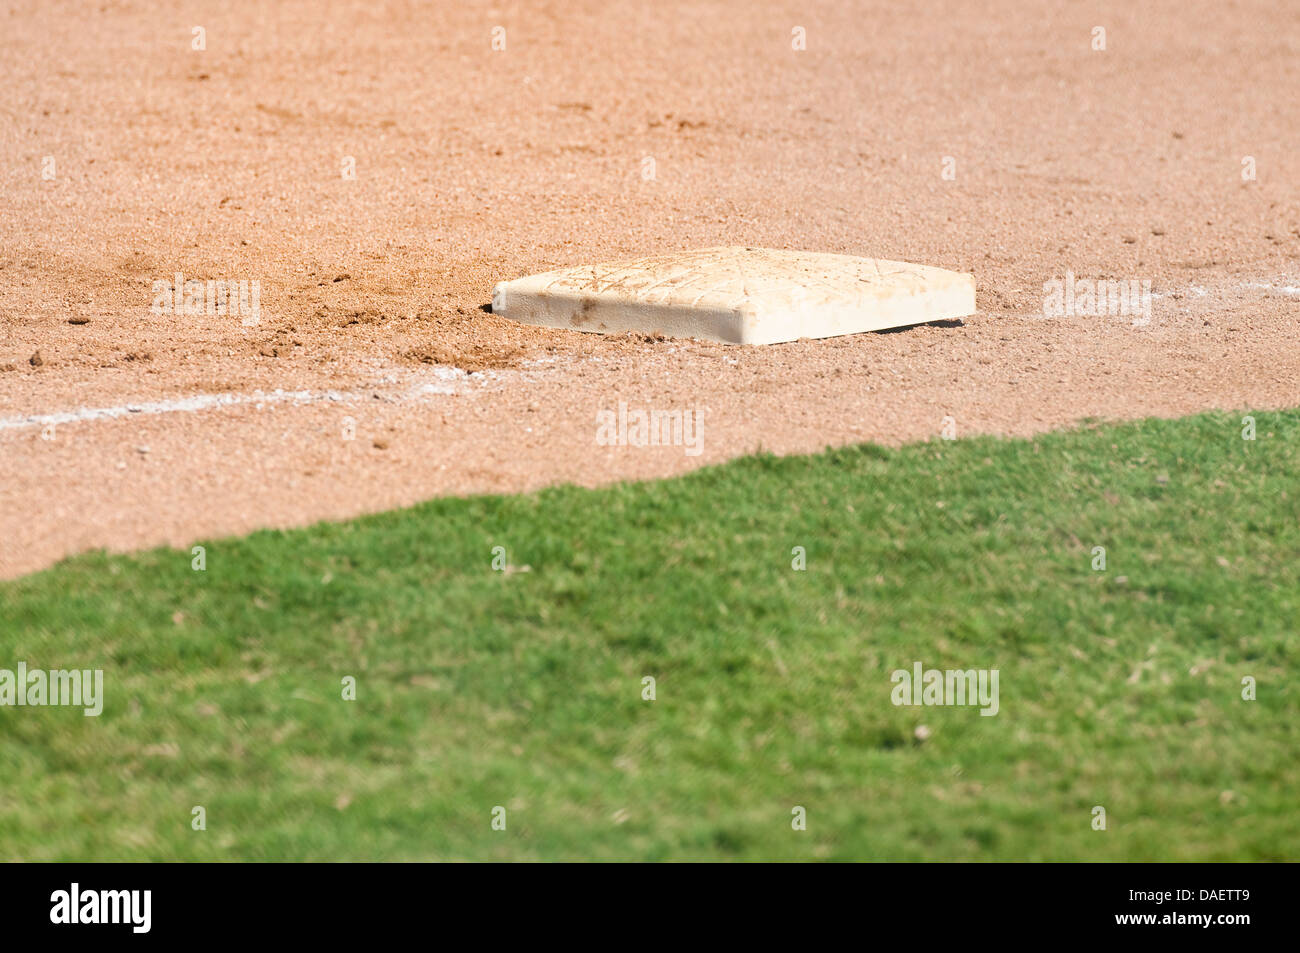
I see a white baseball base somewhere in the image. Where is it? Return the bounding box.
[491,247,975,345]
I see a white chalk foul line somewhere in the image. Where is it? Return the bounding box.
[0,388,354,432]
[0,366,482,433]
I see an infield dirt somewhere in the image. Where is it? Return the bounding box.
[2,0,1298,577]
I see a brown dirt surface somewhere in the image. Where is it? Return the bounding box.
[2,0,1298,577]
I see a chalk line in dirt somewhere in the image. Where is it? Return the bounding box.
[0,367,480,432]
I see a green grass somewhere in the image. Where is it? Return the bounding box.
[2,410,1298,861]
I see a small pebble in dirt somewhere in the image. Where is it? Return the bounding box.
[333,274,350,282]
[373,440,388,450]
[136,446,150,455]
[68,317,91,325]
[29,350,43,366]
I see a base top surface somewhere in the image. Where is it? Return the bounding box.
[492,247,975,344]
